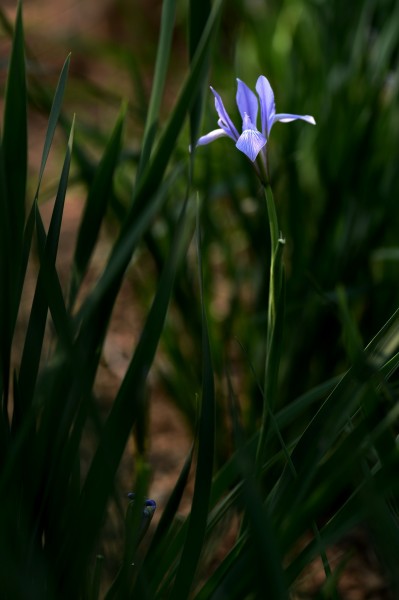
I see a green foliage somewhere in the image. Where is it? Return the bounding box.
[1,0,399,598]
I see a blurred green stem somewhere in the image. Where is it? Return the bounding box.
[256,182,285,472]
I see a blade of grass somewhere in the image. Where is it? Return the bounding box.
[0,0,26,415]
[16,118,75,423]
[35,54,71,197]
[278,375,399,556]
[0,140,11,436]
[195,542,251,600]
[148,444,194,552]
[268,307,399,522]
[227,365,289,600]
[284,431,399,588]
[154,371,354,596]
[136,0,177,179]
[104,459,152,599]
[2,0,26,259]
[69,103,126,306]
[127,0,224,218]
[40,174,179,505]
[240,478,289,600]
[58,195,195,595]
[89,555,104,600]
[188,0,212,150]
[170,200,216,599]
[66,0,224,394]
[132,445,194,596]
[15,130,76,570]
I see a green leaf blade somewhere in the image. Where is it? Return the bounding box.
[69,104,126,306]
[170,203,216,599]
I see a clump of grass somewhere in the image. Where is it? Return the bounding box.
[1,1,399,599]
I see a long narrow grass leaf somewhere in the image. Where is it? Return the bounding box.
[17,119,75,418]
[128,0,224,219]
[35,54,71,195]
[60,196,194,594]
[69,104,126,306]
[0,0,26,409]
[69,0,223,374]
[188,0,212,149]
[170,201,216,599]
[136,0,177,178]
[2,0,26,257]
[133,446,194,596]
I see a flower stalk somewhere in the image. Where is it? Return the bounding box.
[195,73,315,470]
[256,182,286,472]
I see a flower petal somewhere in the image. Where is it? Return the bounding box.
[271,113,316,130]
[236,127,267,162]
[236,79,258,128]
[256,75,276,138]
[196,128,228,147]
[210,86,239,141]
[242,112,258,131]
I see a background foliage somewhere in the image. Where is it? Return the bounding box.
[1,0,399,598]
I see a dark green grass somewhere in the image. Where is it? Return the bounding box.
[1,0,399,598]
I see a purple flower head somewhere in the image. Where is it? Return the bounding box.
[197,75,315,174]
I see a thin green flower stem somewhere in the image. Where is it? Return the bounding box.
[256,182,285,473]
[265,183,281,345]
[255,184,335,591]
[264,182,279,259]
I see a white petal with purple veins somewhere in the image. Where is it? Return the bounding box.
[236,128,267,162]
[194,75,316,172]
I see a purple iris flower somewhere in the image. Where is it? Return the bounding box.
[197,75,316,164]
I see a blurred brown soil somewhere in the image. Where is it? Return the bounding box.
[3,1,395,597]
